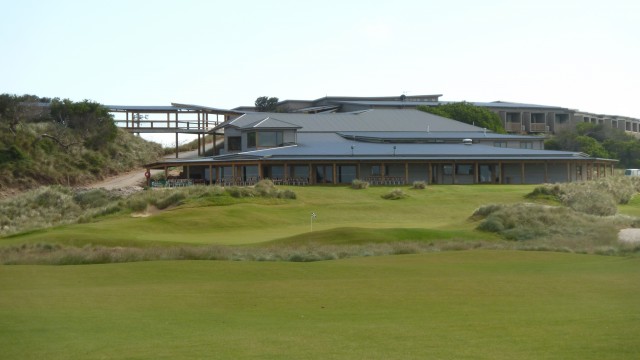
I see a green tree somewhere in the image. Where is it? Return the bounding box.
[417,102,505,133]
[543,122,640,166]
[49,98,117,150]
[254,96,279,112]
[0,94,49,136]
[575,135,610,158]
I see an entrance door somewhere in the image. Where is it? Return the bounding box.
[315,165,334,184]
[479,164,498,183]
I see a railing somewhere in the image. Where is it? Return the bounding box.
[363,176,406,185]
[151,179,194,188]
[150,177,310,188]
[113,119,217,131]
[529,123,548,132]
[505,123,523,132]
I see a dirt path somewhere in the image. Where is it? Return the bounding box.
[85,169,157,190]
[85,146,210,190]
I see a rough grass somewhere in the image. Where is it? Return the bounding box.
[1,252,639,359]
[0,186,124,236]
[527,176,640,215]
[0,183,296,236]
[472,203,640,253]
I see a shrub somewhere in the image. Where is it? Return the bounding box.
[127,197,148,212]
[412,181,427,189]
[560,187,617,216]
[254,179,276,195]
[471,204,504,219]
[476,217,505,232]
[277,189,297,199]
[381,188,407,200]
[351,179,369,189]
[73,188,114,209]
[226,186,255,198]
[526,184,563,200]
[526,176,639,215]
[473,202,626,247]
[155,192,187,209]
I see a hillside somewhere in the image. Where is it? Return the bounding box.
[0,94,163,193]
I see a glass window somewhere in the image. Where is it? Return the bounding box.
[338,165,357,183]
[456,164,473,175]
[371,165,381,176]
[443,165,453,175]
[256,131,283,147]
[228,136,241,151]
[494,142,507,148]
[259,132,277,147]
[247,132,256,148]
[520,142,533,149]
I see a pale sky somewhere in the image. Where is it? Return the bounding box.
[2,0,639,140]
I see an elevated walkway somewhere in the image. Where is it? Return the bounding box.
[108,103,243,157]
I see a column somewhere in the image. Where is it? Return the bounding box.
[544,162,549,183]
[405,163,409,184]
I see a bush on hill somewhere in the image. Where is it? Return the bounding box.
[0,94,163,190]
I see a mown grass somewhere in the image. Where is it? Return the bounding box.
[1,251,638,359]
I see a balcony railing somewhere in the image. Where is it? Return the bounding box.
[530,123,549,132]
[506,123,523,132]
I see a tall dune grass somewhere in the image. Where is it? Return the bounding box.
[0,181,296,236]
[527,176,640,215]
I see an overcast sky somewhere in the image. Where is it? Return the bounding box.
[2,0,639,123]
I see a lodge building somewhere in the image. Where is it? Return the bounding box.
[144,108,616,186]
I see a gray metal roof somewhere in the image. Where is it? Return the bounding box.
[215,109,483,133]
[108,105,182,112]
[212,133,594,162]
[333,100,569,111]
[242,116,302,129]
[108,103,244,115]
[337,131,540,141]
[334,100,440,106]
[469,101,569,110]
[294,105,340,113]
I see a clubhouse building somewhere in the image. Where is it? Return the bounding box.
[144,108,616,186]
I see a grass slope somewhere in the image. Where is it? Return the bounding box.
[1,251,638,359]
[2,185,532,246]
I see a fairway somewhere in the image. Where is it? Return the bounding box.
[1,251,639,359]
